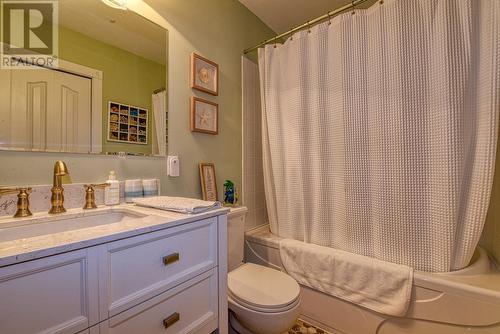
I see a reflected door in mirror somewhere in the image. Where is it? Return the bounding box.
[0,68,91,153]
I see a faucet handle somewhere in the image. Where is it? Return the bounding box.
[0,187,27,195]
[83,183,110,209]
[0,187,33,218]
[85,183,111,190]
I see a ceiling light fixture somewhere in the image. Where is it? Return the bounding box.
[101,0,128,10]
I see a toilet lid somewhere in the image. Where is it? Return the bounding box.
[228,263,300,311]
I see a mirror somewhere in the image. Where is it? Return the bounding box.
[0,0,167,156]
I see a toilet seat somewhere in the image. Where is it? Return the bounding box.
[228,292,300,314]
[228,263,300,313]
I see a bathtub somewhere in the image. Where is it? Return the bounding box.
[245,225,500,334]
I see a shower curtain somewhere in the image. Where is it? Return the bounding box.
[259,0,500,272]
[152,90,167,156]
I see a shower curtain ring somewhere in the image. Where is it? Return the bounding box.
[327,12,332,25]
[273,36,278,48]
[352,0,356,15]
[307,21,311,33]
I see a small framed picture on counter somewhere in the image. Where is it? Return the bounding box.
[199,162,218,201]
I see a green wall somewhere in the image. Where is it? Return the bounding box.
[0,0,274,202]
[148,0,275,200]
[59,26,166,155]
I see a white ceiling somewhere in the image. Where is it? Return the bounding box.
[239,0,378,34]
[59,0,166,65]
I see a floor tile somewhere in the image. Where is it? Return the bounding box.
[286,319,331,334]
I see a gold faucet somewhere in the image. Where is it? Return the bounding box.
[49,161,69,214]
[0,187,33,218]
[83,183,110,209]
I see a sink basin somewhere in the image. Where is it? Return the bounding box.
[0,210,145,243]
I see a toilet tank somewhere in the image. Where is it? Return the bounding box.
[227,206,248,271]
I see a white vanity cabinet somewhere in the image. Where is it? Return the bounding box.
[99,270,219,334]
[0,248,99,334]
[100,217,218,318]
[0,211,228,334]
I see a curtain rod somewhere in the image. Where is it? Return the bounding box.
[243,0,375,54]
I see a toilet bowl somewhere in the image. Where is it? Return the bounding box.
[227,208,301,334]
[227,263,301,334]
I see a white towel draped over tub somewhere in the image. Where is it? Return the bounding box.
[280,239,413,317]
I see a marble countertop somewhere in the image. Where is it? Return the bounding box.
[0,204,229,267]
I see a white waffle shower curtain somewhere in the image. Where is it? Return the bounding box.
[258,0,500,272]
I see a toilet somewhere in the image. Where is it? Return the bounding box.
[227,207,301,334]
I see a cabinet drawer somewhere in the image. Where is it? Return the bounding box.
[101,218,218,317]
[0,249,98,334]
[100,269,218,334]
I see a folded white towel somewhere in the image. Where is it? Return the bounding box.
[280,239,413,316]
[133,196,222,214]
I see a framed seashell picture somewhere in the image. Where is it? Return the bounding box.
[191,53,219,96]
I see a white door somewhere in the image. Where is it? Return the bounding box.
[0,67,92,152]
[52,71,92,153]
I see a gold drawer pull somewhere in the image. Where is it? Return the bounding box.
[163,253,180,266]
[163,312,180,329]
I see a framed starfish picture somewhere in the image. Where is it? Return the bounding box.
[191,53,218,96]
[190,97,218,135]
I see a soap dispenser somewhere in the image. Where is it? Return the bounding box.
[104,171,120,205]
